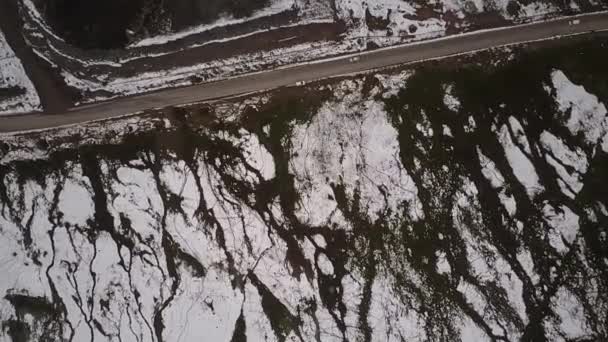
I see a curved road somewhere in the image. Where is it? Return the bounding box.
[2,12,608,133]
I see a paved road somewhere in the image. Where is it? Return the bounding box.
[1,12,608,133]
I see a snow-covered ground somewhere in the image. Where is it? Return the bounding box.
[549,69,608,146]
[1,60,607,341]
[335,0,564,46]
[0,30,41,115]
[291,79,423,227]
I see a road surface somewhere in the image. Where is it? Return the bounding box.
[1,12,607,133]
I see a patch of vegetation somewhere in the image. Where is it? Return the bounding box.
[33,0,149,49]
[365,8,391,31]
[3,293,64,341]
[0,86,26,101]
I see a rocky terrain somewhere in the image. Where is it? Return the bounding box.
[0,35,607,341]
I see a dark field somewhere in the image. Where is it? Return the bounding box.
[32,0,272,49]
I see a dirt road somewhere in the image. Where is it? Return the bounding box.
[1,12,607,133]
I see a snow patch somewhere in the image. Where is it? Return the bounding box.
[375,71,412,98]
[290,79,423,226]
[443,83,461,112]
[550,70,608,146]
[543,203,579,254]
[497,124,544,199]
[477,147,517,216]
[540,131,588,199]
[552,288,588,340]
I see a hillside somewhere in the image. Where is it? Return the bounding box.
[1,35,607,341]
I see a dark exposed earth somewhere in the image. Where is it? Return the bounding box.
[31,0,273,49]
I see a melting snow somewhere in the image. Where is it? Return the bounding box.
[551,288,588,340]
[550,70,608,146]
[443,83,461,112]
[543,203,579,254]
[436,251,451,274]
[290,79,422,226]
[508,116,532,154]
[497,124,544,199]
[540,131,588,199]
[0,30,41,115]
[375,71,412,98]
[317,252,334,275]
[368,271,426,341]
[477,147,517,216]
